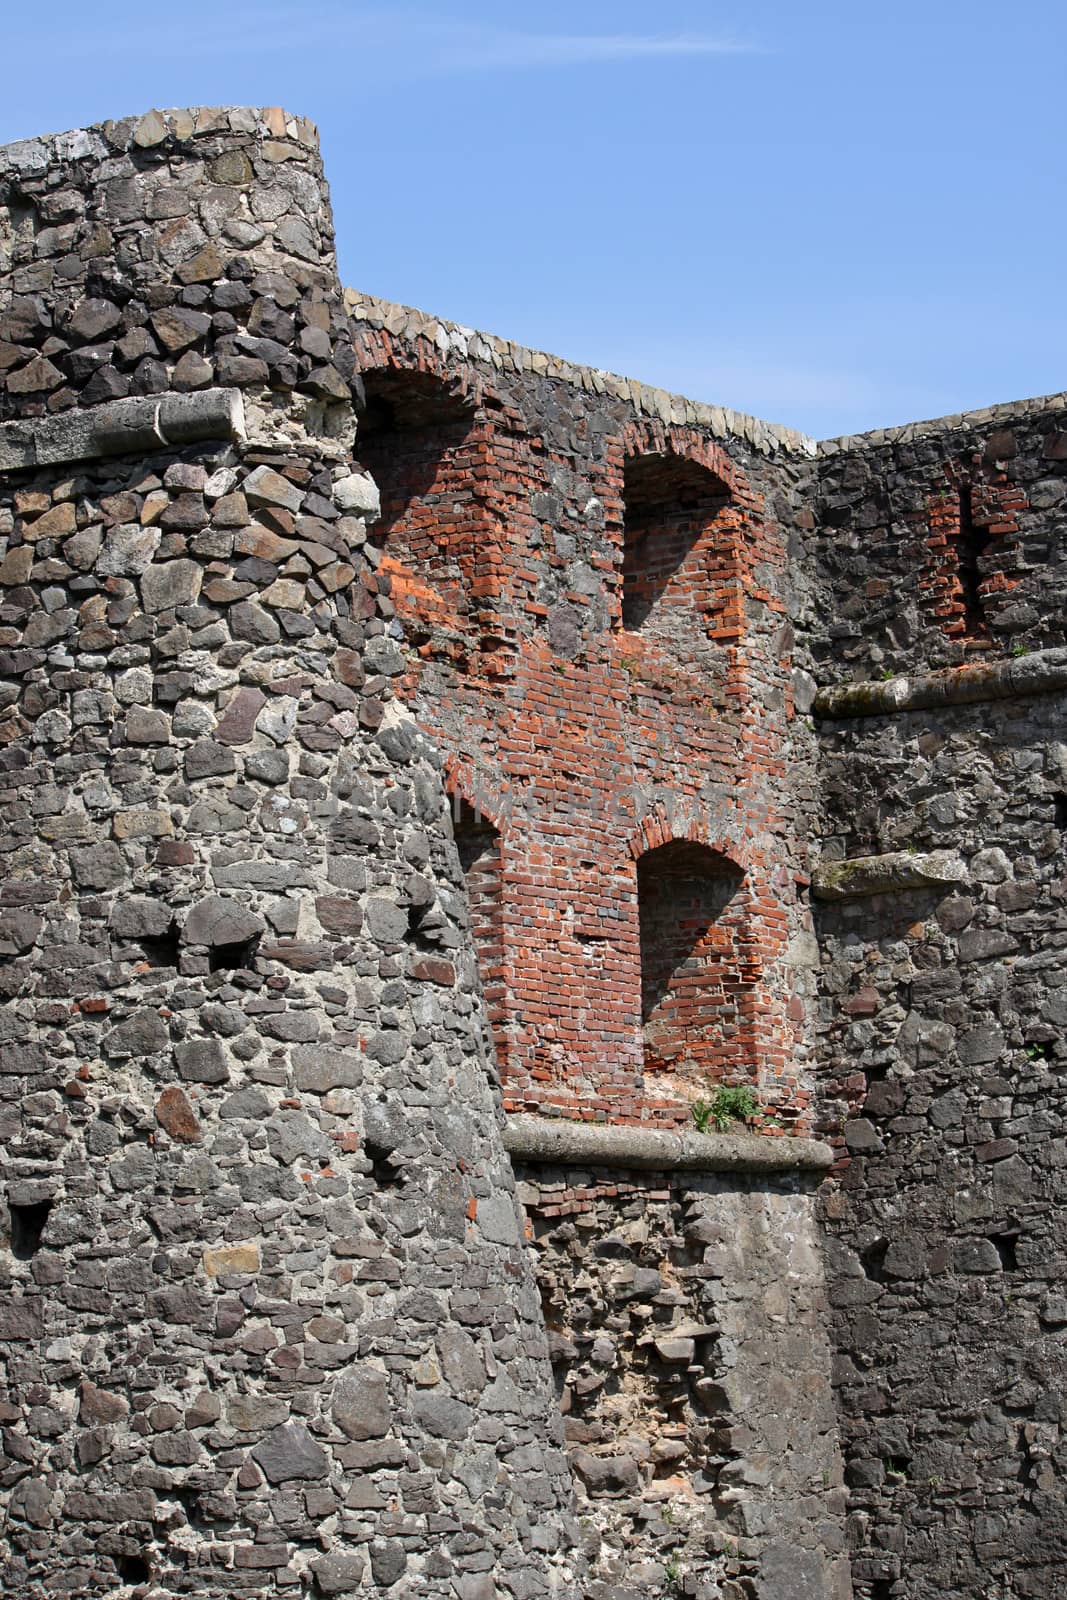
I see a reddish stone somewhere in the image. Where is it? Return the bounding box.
[215,687,267,746]
[156,840,196,866]
[334,648,365,689]
[314,897,363,935]
[79,1380,129,1424]
[410,957,456,987]
[155,1086,202,1144]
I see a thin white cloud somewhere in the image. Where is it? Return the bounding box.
[428,30,753,72]
[8,9,752,73]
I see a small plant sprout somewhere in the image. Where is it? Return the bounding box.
[692,1086,760,1134]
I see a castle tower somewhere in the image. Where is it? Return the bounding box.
[0,109,579,1597]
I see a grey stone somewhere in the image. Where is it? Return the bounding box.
[69,841,126,890]
[332,1367,391,1440]
[333,472,380,517]
[267,1109,331,1165]
[571,1450,640,1494]
[311,1551,367,1594]
[413,1392,473,1440]
[141,558,203,613]
[369,1539,406,1587]
[185,739,237,779]
[246,748,290,784]
[244,465,302,514]
[757,1542,831,1600]
[251,1422,328,1483]
[364,897,408,944]
[106,1010,170,1057]
[230,599,281,643]
[292,1046,363,1092]
[175,1038,230,1084]
[183,895,265,948]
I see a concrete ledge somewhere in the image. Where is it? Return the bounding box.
[815,648,1067,719]
[0,389,245,473]
[812,849,966,901]
[503,1115,833,1173]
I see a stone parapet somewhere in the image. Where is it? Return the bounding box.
[344,286,818,459]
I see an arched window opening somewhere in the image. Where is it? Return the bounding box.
[622,452,731,635]
[451,796,507,1065]
[356,369,486,626]
[636,840,752,1091]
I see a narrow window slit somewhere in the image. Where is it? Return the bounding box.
[989,1230,1021,1272]
[9,1198,52,1259]
[860,1237,889,1283]
[208,936,260,974]
[952,483,991,636]
[451,795,507,1064]
[139,920,181,968]
[116,1554,151,1583]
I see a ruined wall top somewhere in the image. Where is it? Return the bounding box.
[344,286,820,460]
[2,102,1062,468]
[345,286,1067,466]
[0,106,357,458]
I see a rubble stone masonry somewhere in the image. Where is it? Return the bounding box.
[0,105,1064,1600]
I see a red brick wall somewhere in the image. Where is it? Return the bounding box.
[350,325,812,1132]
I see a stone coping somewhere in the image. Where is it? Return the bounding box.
[0,390,245,473]
[819,388,1067,456]
[503,1114,832,1173]
[0,106,319,175]
[344,287,1067,462]
[812,850,966,901]
[815,648,1067,719]
[344,288,818,461]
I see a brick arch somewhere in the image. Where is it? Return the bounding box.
[626,802,745,872]
[443,758,510,836]
[618,418,741,496]
[632,832,757,1094]
[350,323,489,412]
[351,353,513,656]
[609,421,748,646]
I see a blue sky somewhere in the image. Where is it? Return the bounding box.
[2,1,1064,439]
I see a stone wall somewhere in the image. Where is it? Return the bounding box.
[4,96,1065,1600]
[810,401,1067,684]
[0,108,578,1599]
[804,408,1067,1598]
[514,1161,850,1600]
